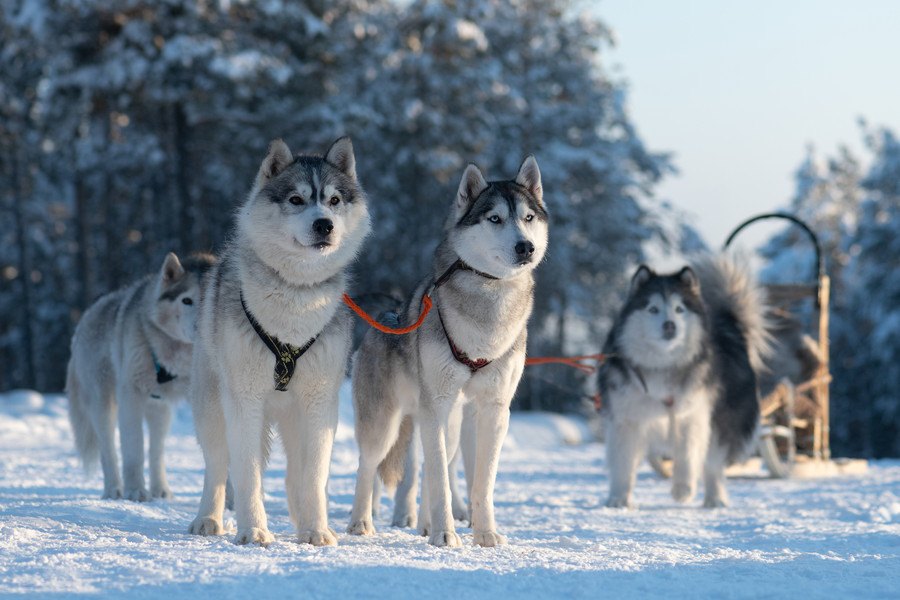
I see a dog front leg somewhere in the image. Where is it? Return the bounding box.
[605,419,644,508]
[419,402,460,548]
[117,386,149,502]
[672,412,710,504]
[189,374,229,536]
[292,392,339,546]
[469,399,510,547]
[146,400,173,499]
[224,394,272,546]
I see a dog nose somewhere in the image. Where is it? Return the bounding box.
[515,240,535,259]
[313,218,334,236]
[662,320,676,339]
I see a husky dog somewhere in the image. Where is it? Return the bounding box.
[187,137,370,547]
[348,157,548,547]
[67,252,215,501]
[599,256,768,508]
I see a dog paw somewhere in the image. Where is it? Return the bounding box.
[391,512,417,529]
[151,485,173,500]
[101,486,123,500]
[605,496,633,509]
[473,530,507,547]
[429,530,462,548]
[234,527,274,547]
[298,528,338,547]
[703,496,728,508]
[188,516,225,536]
[347,519,375,536]
[671,483,696,504]
[124,487,150,502]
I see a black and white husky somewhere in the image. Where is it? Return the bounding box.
[598,255,768,508]
[187,137,370,546]
[348,157,548,547]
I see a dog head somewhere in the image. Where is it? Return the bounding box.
[151,252,216,344]
[618,265,706,368]
[238,137,371,284]
[448,156,549,279]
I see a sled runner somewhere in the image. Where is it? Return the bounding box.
[724,213,866,478]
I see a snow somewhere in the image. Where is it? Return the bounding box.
[1,388,898,598]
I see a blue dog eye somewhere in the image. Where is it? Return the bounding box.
[489,215,501,224]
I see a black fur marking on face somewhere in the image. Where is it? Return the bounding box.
[456,181,548,228]
[625,270,705,316]
[262,156,361,205]
[159,278,190,302]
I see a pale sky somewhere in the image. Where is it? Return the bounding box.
[596,0,900,249]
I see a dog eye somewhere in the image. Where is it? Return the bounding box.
[329,196,341,206]
[648,306,659,314]
[488,215,502,224]
[675,306,685,314]
[288,195,303,205]
[525,214,534,222]
[182,298,193,306]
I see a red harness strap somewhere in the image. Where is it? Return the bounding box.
[437,307,492,373]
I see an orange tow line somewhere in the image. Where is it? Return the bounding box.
[342,293,608,372]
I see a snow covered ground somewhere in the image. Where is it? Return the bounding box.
[1,387,898,599]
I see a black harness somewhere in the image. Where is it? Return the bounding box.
[430,259,499,374]
[151,351,177,385]
[241,293,319,392]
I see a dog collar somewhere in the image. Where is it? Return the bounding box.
[151,351,177,385]
[429,258,499,295]
[240,293,318,392]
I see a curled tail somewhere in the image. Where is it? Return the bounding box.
[693,253,772,373]
[66,359,99,472]
[377,415,414,489]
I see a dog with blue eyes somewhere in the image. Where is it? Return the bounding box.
[598,256,769,509]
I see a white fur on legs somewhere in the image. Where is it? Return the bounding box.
[391,432,418,528]
[448,449,468,522]
[147,402,173,499]
[605,419,644,508]
[703,440,730,508]
[90,389,122,500]
[419,405,461,548]
[293,394,339,546]
[189,376,229,536]
[671,411,711,504]
[117,386,149,502]
[459,403,476,524]
[349,412,403,536]
[371,477,382,520]
[224,395,272,546]
[469,401,510,547]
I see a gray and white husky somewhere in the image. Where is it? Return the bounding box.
[348,157,548,547]
[598,255,768,508]
[67,251,216,501]
[187,137,370,547]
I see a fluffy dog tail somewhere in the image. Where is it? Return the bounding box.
[378,415,414,489]
[66,359,99,472]
[693,253,772,373]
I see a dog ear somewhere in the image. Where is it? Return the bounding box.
[256,139,293,187]
[515,155,543,204]
[325,136,356,180]
[677,266,700,295]
[629,264,653,295]
[457,163,488,212]
[160,252,185,285]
